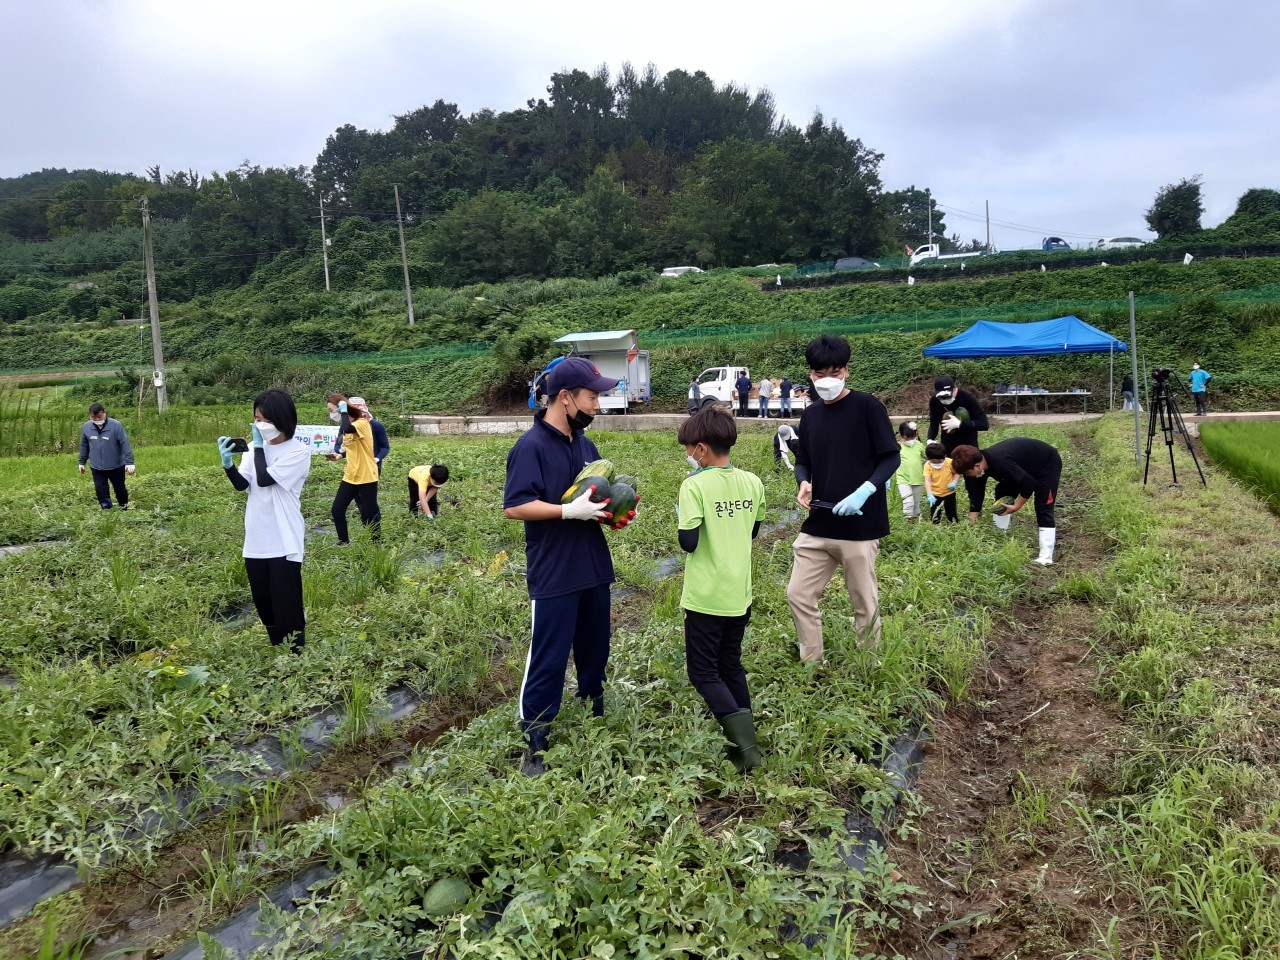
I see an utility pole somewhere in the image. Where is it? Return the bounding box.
[926,188,933,248]
[318,193,331,292]
[1129,291,1142,467]
[140,196,168,412]
[985,200,992,253]
[394,184,415,327]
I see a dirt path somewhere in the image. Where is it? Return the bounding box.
[883,430,1145,958]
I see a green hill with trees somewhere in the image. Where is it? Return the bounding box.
[4,63,1280,417]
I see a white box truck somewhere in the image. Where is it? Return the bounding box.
[530,329,651,414]
[689,366,810,418]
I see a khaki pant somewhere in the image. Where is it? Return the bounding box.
[786,532,881,662]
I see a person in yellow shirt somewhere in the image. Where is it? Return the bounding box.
[408,463,450,517]
[326,394,381,544]
[922,441,960,524]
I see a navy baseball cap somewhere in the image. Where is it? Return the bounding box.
[547,356,619,394]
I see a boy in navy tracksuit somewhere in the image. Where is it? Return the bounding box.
[503,358,639,776]
[78,403,135,509]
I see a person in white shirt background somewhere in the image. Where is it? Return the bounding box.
[216,389,312,652]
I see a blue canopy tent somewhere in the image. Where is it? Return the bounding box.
[923,316,1127,358]
[924,315,1128,410]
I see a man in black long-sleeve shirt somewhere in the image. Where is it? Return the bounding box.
[951,438,1062,565]
[928,375,990,515]
[788,335,900,661]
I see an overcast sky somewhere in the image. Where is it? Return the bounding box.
[4,0,1278,251]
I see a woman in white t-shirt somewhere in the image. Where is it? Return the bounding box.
[217,389,312,652]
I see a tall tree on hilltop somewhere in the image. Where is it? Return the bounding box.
[882,186,946,253]
[1145,175,1204,240]
[779,114,886,261]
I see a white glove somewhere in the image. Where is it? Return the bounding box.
[561,486,610,521]
[941,414,961,433]
[780,450,794,472]
[125,465,136,475]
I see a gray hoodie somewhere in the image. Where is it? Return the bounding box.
[79,418,135,471]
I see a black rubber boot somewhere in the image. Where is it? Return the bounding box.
[521,724,550,778]
[590,695,604,718]
[718,710,762,773]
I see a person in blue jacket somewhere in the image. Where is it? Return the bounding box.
[735,372,752,417]
[78,403,135,509]
[368,408,391,475]
[1188,363,1211,416]
[503,357,639,776]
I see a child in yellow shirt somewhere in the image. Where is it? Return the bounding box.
[923,441,960,523]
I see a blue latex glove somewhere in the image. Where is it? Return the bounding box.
[250,423,264,448]
[833,480,877,517]
[947,479,959,491]
[337,400,348,414]
[885,479,892,493]
[927,492,937,508]
[217,436,235,469]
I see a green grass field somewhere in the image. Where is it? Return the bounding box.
[4,417,1280,959]
[1199,420,1280,509]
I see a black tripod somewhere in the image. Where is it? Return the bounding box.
[1143,375,1206,486]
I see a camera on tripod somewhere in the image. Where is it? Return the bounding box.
[1151,367,1174,383]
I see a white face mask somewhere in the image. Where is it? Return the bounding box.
[91,418,106,428]
[929,461,944,469]
[329,411,341,423]
[255,422,281,442]
[812,377,846,402]
[686,454,701,470]
[903,438,917,446]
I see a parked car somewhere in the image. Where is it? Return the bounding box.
[1096,236,1148,250]
[834,256,881,271]
[660,265,704,277]
[1041,237,1071,251]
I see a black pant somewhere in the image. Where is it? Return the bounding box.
[332,481,381,543]
[245,556,305,649]
[994,474,1061,528]
[408,478,438,516]
[1193,392,1207,416]
[684,607,752,717]
[930,492,958,523]
[737,393,750,417]
[91,466,128,509]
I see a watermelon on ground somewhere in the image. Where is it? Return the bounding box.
[423,877,471,918]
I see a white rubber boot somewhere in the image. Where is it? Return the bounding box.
[993,513,1012,532]
[1034,527,1056,565]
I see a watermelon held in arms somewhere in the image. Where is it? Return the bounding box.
[955,407,971,423]
[422,876,471,919]
[614,473,639,495]
[561,475,612,504]
[992,495,1017,515]
[574,459,616,484]
[602,482,638,529]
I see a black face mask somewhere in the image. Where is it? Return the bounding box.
[566,398,594,431]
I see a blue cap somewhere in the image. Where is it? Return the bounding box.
[546,356,619,394]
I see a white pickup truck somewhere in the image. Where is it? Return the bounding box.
[908,243,991,268]
[689,366,810,418]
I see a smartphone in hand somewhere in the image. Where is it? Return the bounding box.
[227,437,250,453]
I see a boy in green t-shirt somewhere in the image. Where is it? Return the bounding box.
[677,406,767,773]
